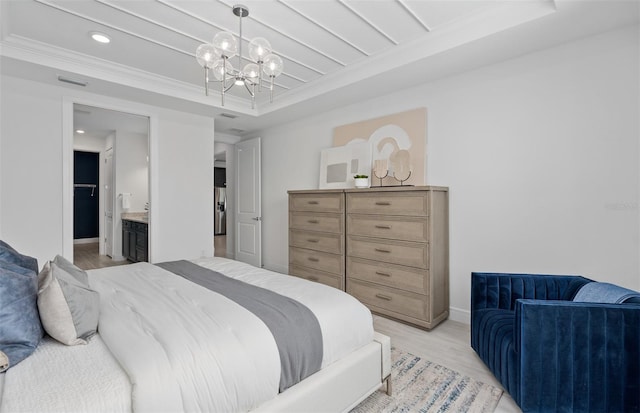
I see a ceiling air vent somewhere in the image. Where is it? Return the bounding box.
[57,75,88,87]
[219,113,238,119]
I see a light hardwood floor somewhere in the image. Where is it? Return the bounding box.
[73,242,130,270]
[373,315,521,413]
[214,235,227,258]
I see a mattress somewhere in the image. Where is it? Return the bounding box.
[1,257,375,413]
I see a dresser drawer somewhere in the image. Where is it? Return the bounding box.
[289,247,344,275]
[290,212,343,234]
[289,193,343,213]
[289,264,343,290]
[347,236,428,269]
[290,229,343,255]
[347,280,427,321]
[347,257,426,294]
[347,192,428,216]
[347,215,427,242]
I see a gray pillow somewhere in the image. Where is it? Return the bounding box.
[37,256,99,345]
[0,260,43,371]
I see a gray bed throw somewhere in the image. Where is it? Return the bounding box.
[156,260,323,392]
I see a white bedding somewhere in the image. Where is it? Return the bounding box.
[90,257,374,412]
[0,257,376,413]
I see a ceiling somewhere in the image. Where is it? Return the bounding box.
[1,1,638,137]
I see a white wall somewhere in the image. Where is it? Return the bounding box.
[154,110,214,261]
[0,76,215,265]
[254,25,640,323]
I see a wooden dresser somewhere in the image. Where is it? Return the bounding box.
[288,189,345,290]
[345,186,449,330]
[288,186,449,330]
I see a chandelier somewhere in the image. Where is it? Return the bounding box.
[195,4,284,108]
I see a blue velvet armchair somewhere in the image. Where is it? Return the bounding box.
[471,272,640,413]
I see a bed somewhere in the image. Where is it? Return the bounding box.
[0,256,391,412]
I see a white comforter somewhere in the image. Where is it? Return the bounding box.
[89,257,374,413]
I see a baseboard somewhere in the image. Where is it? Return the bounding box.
[448,306,471,325]
[73,238,99,245]
[264,262,289,275]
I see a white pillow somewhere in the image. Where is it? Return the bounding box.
[37,256,99,345]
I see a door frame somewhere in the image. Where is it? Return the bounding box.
[62,96,157,262]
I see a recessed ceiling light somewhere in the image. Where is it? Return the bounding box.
[90,32,110,44]
[76,129,85,134]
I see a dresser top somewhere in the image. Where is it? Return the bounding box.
[288,186,448,194]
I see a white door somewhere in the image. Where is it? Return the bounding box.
[104,147,114,257]
[235,137,261,267]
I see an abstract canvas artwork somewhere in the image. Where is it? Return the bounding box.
[319,142,371,189]
[333,108,426,187]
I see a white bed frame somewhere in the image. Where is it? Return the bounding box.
[254,332,391,412]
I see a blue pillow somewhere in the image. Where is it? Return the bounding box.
[573,282,640,304]
[0,260,43,371]
[0,240,38,274]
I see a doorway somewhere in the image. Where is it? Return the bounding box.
[72,103,150,269]
[214,162,227,258]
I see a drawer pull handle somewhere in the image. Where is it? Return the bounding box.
[307,257,319,262]
[375,201,391,206]
[375,225,391,229]
[307,219,319,224]
[375,293,392,301]
[307,276,319,281]
[307,239,320,243]
[374,248,391,253]
[375,271,391,277]
[308,201,319,205]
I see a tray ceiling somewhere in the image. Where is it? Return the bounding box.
[1,1,638,134]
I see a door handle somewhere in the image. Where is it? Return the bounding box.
[252,217,262,221]
[375,293,392,301]
[375,248,391,253]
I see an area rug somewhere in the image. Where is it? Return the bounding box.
[351,348,503,413]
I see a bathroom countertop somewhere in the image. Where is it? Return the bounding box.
[121,212,148,224]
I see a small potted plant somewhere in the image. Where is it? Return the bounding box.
[354,174,369,188]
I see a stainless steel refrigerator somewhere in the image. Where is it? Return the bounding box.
[214,187,227,235]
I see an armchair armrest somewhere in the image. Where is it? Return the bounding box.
[471,272,590,312]
[515,299,640,412]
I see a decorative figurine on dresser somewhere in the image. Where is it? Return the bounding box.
[289,186,449,330]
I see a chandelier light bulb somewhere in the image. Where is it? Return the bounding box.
[263,54,283,77]
[196,43,217,68]
[211,59,234,81]
[248,37,272,62]
[212,31,237,58]
[243,63,260,81]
